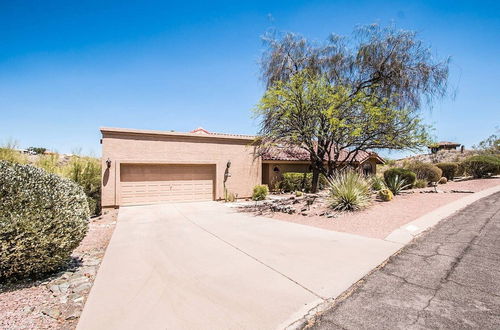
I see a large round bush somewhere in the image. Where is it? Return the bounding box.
[407,162,442,183]
[436,162,459,180]
[0,161,89,281]
[383,168,416,187]
[461,155,500,178]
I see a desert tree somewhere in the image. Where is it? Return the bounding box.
[256,24,449,191]
[256,71,431,191]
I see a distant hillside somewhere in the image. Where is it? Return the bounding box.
[395,149,477,166]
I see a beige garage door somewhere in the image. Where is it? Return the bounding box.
[120,164,215,205]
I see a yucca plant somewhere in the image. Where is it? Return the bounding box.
[329,171,372,211]
[385,175,412,195]
[370,175,386,191]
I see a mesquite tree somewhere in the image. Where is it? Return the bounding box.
[256,25,449,192]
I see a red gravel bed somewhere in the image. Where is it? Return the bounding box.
[269,178,500,239]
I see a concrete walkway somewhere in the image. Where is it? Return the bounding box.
[308,192,500,329]
[77,202,401,330]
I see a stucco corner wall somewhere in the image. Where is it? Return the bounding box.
[100,131,261,207]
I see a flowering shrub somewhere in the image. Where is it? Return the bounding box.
[0,161,89,281]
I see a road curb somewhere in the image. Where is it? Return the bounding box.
[384,184,500,244]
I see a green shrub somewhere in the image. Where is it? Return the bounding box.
[252,184,269,201]
[461,155,500,178]
[378,189,393,201]
[370,175,386,191]
[436,163,458,180]
[413,179,428,188]
[64,156,101,217]
[281,172,328,192]
[385,175,412,195]
[407,162,442,183]
[328,171,372,211]
[438,177,448,184]
[383,168,416,188]
[0,161,89,281]
[282,172,308,192]
[295,191,303,197]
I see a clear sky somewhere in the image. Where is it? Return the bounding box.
[1,0,499,158]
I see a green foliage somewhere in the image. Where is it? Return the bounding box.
[461,155,500,178]
[255,69,433,192]
[385,175,412,195]
[383,168,416,188]
[378,189,394,201]
[64,156,102,217]
[328,171,372,211]
[436,163,458,180]
[27,147,47,155]
[252,184,269,201]
[407,162,442,183]
[295,191,303,197]
[281,172,329,192]
[0,161,89,281]
[370,175,386,191]
[414,179,428,188]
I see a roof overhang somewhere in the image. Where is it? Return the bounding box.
[100,127,256,143]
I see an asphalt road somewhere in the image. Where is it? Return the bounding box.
[308,191,500,330]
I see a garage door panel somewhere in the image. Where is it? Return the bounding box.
[120,165,215,205]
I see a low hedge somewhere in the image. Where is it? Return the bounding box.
[461,155,500,178]
[436,163,459,180]
[281,172,328,192]
[407,162,442,183]
[383,168,416,188]
[0,161,89,281]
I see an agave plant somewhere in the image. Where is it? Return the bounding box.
[329,171,372,211]
[384,174,412,195]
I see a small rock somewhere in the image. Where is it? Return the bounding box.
[65,309,81,320]
[21,306,35,314]
[327,213,336,218]
[301,212,308,216]
[42,307,61,319]
[73,282,91,293]
[48,284,61,295]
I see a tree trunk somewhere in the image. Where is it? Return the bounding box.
[311,166,320,193]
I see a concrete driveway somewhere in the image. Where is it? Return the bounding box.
[77,202,402,330]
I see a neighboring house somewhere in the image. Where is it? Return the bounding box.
[429,141,461,153]
[100,127,384,207]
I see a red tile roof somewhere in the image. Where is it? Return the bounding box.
[189,128,384,164]
[262,145,384,164]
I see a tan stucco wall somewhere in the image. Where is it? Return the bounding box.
[101,129,261,207]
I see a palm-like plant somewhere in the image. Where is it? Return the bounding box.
[384,175,412,195]
[329,171,372,211]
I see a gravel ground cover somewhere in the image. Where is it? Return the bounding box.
[238,178,500,239]
[0,209,117,330]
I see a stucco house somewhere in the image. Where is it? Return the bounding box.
[101,127,384,207]
[429,141,462,153]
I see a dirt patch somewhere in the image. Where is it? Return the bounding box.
[238,178,500,239]
[0,209,117,330]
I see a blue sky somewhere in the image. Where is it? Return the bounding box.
[1,0,499,158]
